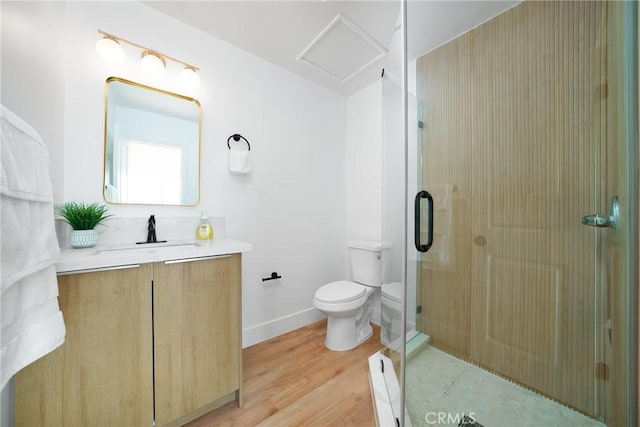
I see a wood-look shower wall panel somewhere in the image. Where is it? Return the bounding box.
[417,34,473,358]
[470,1,605,416]
[417,0,605,417]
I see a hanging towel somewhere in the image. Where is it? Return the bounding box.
[228,146,251,175]
[1,266,65,389]
[105,183,118,202]
[1,105,65,389]
[424,184,454,268]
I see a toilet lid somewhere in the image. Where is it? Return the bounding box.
[382,282,403,303]
[315,281,366,303]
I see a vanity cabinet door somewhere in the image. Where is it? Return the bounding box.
[15,264,154,427]
[153,254,241,427]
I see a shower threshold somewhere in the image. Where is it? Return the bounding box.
[369,351,412,427]
[381,329,430,359]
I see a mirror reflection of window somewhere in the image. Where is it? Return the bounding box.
[125,141,182,205]
[104,77,201,206]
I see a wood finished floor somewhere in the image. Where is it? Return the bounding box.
[187,319,379,427]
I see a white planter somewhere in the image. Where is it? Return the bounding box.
[70,229,98,248]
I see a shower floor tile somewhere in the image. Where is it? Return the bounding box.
[406,347,604,427]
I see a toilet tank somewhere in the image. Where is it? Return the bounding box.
[348,240,392,287]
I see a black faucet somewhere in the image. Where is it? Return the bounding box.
[147,215,157,243]
[136,215,167,245]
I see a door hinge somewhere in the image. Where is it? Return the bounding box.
[416,305,422,314]
[596,362,610,381]
[418,120,424,129]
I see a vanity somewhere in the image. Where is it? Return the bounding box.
[14,239,251,427]
[13,75,247,425]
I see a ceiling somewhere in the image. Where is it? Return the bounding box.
[144,1,519,97]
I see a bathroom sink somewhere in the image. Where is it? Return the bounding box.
[94,241,199,255]
[56,238,252,274]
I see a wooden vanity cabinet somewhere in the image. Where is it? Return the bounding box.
[15,263,154,427]
[153,254,242,426]
[15,254,242,427]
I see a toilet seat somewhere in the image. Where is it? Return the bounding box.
[381,282,403,303]
[315,281,366,303]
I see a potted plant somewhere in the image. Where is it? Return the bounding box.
[55,202,112,248]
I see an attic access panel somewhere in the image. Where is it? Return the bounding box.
[297,14,387,82]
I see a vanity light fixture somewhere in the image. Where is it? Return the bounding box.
[140,50,166,77]
[95,35,125,62]
[96,30,200,87]
[178,66,200,88]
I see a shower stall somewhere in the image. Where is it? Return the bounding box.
[371,1,638,426]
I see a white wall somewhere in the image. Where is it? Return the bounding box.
[382,76,404,285]
[2,1,347,351]
[345,80,382,246]
[1,1,65,203]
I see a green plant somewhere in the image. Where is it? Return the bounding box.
[55,202,112,230]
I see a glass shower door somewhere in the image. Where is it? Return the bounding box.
[404,1,637,426]
[380,66,427,425]
[379,68,406,426]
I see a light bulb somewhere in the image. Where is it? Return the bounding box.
[96,36,125,62]
[140,50,165,77]
[179,66,200,88]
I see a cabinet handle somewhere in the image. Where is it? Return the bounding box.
[164,255,231,265]
[57,264,141,276]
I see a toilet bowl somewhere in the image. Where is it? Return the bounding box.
[313,281,376,351]
[313,241,390,351]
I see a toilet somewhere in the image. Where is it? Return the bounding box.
[313,240,391,351]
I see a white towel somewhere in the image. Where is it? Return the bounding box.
[0,107,53,204]
[229,146,251,175]
[1,266,65,388]
[424,184,454,267]
[105,183,118,202]
[1,105,65,389]
[1,106,60,289]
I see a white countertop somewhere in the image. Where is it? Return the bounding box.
[56,238,252,274]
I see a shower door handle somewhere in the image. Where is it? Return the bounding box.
[414,190,434,253]
[581,214,613,228]
[582,196,620,229]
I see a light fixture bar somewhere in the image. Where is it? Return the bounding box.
[97,29,199,71]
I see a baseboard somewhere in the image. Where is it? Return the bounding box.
[242,307,325,348]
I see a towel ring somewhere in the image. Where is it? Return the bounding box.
[227,134,251,151]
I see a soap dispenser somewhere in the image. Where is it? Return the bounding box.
[196,211,214,240]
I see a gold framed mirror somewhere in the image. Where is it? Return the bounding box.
[103,77,201,206]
